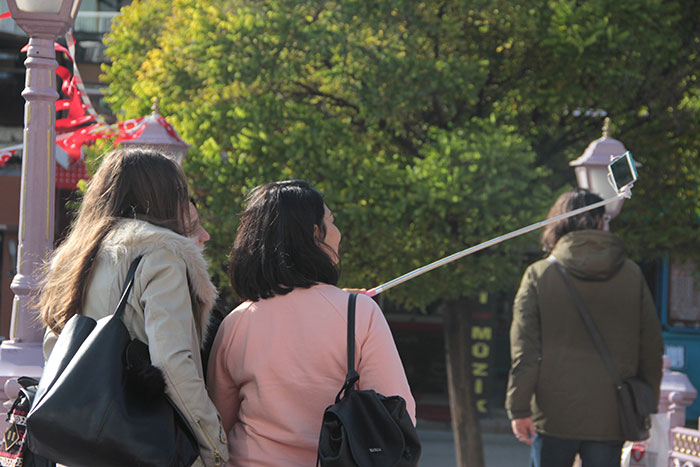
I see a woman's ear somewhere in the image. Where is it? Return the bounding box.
[313,224,321,243]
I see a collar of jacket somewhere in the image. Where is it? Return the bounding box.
[100,219,218,316]
[551,229,625,281]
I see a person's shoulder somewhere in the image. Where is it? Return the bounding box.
[355,292,381,312]
[140,245,186,264]
[307,283,347,303]
[523,257,554,279]
[621,257,643,271]
[618,257,645,280]
[224,300,259,321]
[128,242,216,315]
[133,248,189,288]
[311,284,378,308]
[231,299,256,314]
[216,301,255,334]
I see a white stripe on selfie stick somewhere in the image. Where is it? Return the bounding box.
[366,189,631,297]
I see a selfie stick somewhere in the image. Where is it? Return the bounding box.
[366,187,632,297]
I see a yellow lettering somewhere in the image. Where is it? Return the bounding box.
[471,326,492,341]
[472,342,490,358]
[474,378,483,394]
[476,399,488,413]
[472,362,488,377]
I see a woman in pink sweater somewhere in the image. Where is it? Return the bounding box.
[207,180,415,466]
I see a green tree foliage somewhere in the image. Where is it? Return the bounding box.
[101,0,174,118]
[102,0,700,304]
[102,0,559,309]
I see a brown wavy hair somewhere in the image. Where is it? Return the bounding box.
[540,188,605,252]
[38,148,191,334]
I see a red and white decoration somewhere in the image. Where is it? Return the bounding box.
[0,17,186,188]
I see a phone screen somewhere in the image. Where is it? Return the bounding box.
[609,153,636,191]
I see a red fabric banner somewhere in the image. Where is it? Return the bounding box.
[3,34,187,187]
[0,148,18,167]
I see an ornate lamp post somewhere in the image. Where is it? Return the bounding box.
[0,0,82,397]
[569,117,640,225]
[120,98,190,166]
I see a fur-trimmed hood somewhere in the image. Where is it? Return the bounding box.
[99,219,218,316]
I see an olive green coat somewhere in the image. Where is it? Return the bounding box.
[506,230,663,441]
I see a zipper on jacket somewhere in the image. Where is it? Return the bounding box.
[197,419,224,466]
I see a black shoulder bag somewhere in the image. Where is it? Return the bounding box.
[27,256,201,467]
[317,293,421,467]
[549,257,655,441]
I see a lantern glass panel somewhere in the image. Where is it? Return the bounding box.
[70,0,80,19]
[14,0,62,13]
[588,165,617,201]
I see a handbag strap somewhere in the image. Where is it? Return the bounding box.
[334,293,360,403]
[113,256,143,320]
[547,256,624,389]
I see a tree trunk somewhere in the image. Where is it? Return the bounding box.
[443,298,485,467]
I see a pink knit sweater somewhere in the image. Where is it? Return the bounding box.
[207,283,416,467]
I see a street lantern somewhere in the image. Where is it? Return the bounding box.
[569,117,640,221]
[120,98,190,166]
[0,0,83,405]
[7,0,81,39]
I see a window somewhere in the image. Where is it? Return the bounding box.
[668,260,700,329]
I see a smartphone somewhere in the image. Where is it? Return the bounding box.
[608,151,638,192]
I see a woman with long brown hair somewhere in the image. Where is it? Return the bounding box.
[39,148,228,466]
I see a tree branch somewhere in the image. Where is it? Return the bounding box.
[291,81,360,113]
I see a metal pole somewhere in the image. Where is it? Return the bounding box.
[366,190,630,297]
[8,37,58,344]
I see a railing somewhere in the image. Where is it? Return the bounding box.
[662,354,700,467]
[74,11,119,35]
[671,425,700,467]
[0,18,23,36]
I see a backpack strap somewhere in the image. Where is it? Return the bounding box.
[334,293,359,403]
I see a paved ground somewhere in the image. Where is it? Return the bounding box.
[417,418,532,467]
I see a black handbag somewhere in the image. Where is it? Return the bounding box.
[549,257,656,441]
[317,293,421,467]
[26,256,201,467]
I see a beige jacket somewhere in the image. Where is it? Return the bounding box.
[43,219,229,466]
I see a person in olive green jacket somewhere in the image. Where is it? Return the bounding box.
[506,188,663,467]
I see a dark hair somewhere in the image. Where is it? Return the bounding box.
[540,188,605,252]
[229,180,339,301]
[39,148,191,333]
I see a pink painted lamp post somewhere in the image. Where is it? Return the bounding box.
[659,356,697,427]
[0,0,82,408]
[569,117,640,227]
[120,98,190,166]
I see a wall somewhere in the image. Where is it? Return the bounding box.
[0,173,20,339]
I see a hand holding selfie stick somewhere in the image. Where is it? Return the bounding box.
[366,185,633,298]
